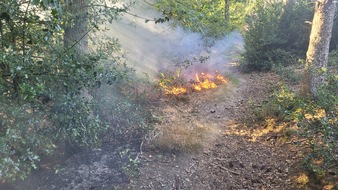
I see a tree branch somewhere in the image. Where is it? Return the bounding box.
[22,0,31,66]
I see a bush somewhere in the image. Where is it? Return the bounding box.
[242,0,312,72]
[264,77,338,185]
[299,84,338,185]
[277,0,312,55]
[242,48,295,72]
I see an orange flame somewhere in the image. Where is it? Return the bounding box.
[193,73,217,91]
[193,72,227,91]
[159,72,228,95]
[215,74,228,83]
[159,82,187,95]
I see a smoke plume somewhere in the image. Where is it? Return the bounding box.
[105,1,244,80]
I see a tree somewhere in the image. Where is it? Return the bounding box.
[63,0,91,156]
[302,0,336,97]
[225,0,230,22]
[155,0,254,37]
[0,0,128,181]
[64,0,89,54]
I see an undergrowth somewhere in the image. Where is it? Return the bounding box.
[96,72,158,143]
[257,73,338,188]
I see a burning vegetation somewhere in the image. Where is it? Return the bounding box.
[158,71,228,95]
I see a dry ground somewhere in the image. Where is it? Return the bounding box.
[123,70,305,190]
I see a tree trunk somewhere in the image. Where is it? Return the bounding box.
[63,0,89,157]
[301,0,336,97]
[64,0,89,54]
[225,0,230,22]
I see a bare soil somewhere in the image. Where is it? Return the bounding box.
[10,69,305,190]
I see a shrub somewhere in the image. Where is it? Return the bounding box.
[264,77,338,185]
[242,0,312,72]
[277,0,312,55]
[298,84,338,185]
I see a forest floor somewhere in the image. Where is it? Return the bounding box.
[122,69,306,190]
[11,68,311,190]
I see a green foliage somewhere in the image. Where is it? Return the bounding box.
[277,1,312,54]
[253,83,300,121]
[242,1,288,71]
[298,89,337,184]
[118,148,141,177]
[155,0,254,38]
[262,77,338,185]
[272,61,303,84]
[328,50,338,69]
[0,0,134,181]
[242,0,312,72]
[0,99,51,180]
[96,75,155,142]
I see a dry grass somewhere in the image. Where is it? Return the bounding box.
[152,121,220,153]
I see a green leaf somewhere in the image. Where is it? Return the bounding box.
[51,9,58,18]
[42,0,49,8]
[321,67,327,73]
[32,0,40,5]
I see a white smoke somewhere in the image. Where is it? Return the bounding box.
[104,0,244,80]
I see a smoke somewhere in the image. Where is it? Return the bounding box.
[105,1,244,80]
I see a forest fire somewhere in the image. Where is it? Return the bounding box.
[159,83,187,95]
[159,72,228,95]
[193,73,217,91]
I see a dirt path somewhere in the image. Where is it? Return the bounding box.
[123,70,301,190]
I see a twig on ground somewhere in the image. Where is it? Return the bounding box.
[217,165,240,175]
[140,141,144,155]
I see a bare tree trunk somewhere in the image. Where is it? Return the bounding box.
[64,0,89,54]
[225,0,230,22]
[302,0,336,97]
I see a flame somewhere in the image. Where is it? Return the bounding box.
[159,82,187,95]
[215,74,227,83]
[158,72,228,95]
[193,72,227,91]
[193,74,217,91]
